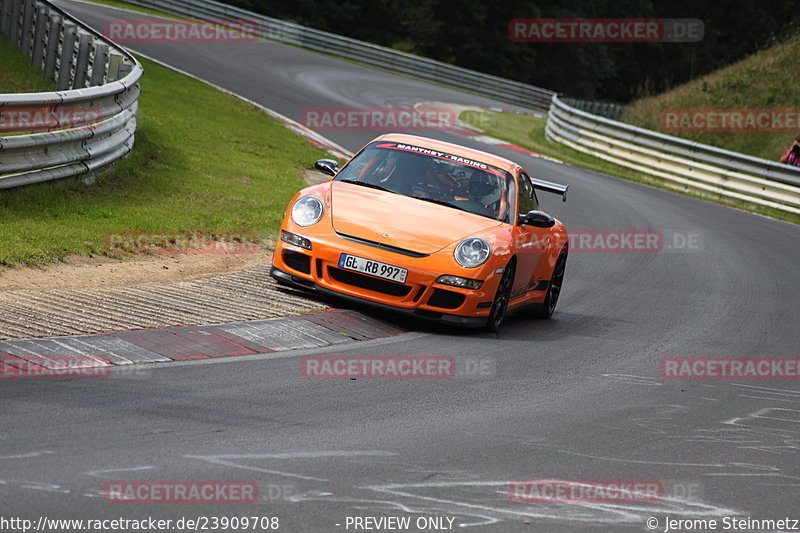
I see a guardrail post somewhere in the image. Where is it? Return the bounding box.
[57,22,77,90]
[8,0,21,44]
[30,3,46,68]
[19,0,33,54]
[0,0,11,36]
[106,52,123,82]
[89,42,108,86]
[118,60,132,79]
[43,13,60,81]
[72,32,92,88]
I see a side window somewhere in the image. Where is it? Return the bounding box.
[518,172,539,215]
[505,176,516,224]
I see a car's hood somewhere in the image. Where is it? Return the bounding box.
[330,181,502,255]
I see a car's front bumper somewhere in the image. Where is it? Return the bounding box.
[270,266,487,328]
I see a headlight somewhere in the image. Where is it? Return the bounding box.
[437,275,483,290]
[280,230,312,250]
[291,195,324,226]
[454,237,491,268]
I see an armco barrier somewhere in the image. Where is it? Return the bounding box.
[120,0,555,113]
[546,95,800,215]
[561,97,626,120]
[0,0,141,189]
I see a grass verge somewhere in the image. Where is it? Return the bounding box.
[0,56,328,266]
[460,110,800,225]
[0,34,56,93]
[622,35,800,161]
[72,0,174,19]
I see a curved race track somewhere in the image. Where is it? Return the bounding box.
[2,2,800,531]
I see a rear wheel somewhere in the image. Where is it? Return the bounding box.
[536,245,568,319]
[484,261,515,333]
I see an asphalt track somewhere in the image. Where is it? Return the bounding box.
[3,2,800,531]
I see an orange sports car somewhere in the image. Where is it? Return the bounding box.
[271,133,569,331]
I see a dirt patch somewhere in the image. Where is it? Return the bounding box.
[0,249,275,291]
[0,169,328,293]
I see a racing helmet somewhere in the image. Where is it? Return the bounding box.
[468,171,500,202]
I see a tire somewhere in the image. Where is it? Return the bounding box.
[536,245,568,319]
[484,261,515,333]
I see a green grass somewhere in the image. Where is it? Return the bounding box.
[0,56,328,266]
[0,34,56,93]
[460,110,800,225]
[79,0,176,19]
[623,35,800,161]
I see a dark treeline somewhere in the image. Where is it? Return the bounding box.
[222,0,800,103]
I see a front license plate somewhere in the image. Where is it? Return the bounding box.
[338,253,408,283]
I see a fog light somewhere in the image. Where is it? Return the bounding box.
[436,275,483,290]
[281,230,312,250]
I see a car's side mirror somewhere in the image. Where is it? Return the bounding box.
[519,210,555,228]
[315,159,339,177]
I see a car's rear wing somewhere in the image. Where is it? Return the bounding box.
[530,177,569,202]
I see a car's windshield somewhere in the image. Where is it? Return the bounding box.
[335,141,515,223]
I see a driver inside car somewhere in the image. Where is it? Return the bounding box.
[466,171,502,216]
[404,157,459,200]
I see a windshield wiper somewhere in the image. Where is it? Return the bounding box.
[410,195,471,213]
[339,179,395,194]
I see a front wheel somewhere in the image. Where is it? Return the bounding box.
[484,261,515,333]
[536,245,568,319]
